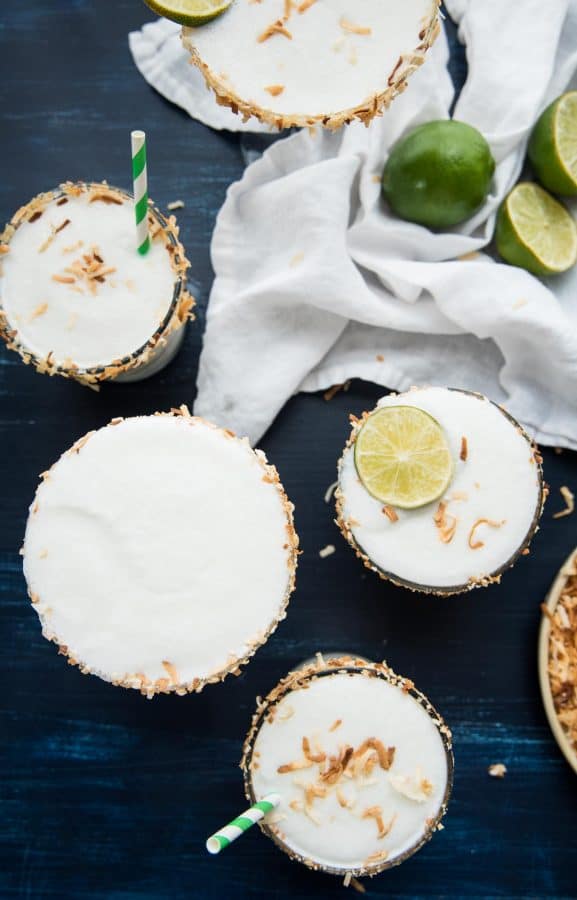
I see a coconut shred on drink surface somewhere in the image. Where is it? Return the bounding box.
[0,188,179,370]
[182,0,438,124]
[247,668,450,871]
[22,413,298,695]
[338,388,543,591]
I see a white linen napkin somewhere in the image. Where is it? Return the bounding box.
[130,1,577,448]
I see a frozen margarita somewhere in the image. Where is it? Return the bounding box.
[22,409,299,696]
[182,0,440,129]
[242,654,452,877]
[336,387,545,594]
[0,182,194,384]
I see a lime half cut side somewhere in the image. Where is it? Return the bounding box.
[496,182,577,276]
[354,406,453,509]
[528,91,577,196]
[143,0,233,26]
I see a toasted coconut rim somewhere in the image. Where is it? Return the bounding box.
[240,654,454,877]
[0,182,195,387]
[23,407,300,698]
[335,388,547,597]
[538,548,577,775]
[181,1,440,131]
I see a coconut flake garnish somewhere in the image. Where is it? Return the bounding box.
[434,501,457,544]
[258,18,293,42]
[468,517,505,550]
[389,767,434,802]
[339,16,372,36]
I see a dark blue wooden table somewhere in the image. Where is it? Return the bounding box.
[1,3,576,898]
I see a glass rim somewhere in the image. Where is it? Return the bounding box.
[337,387,546,596]
[241,655,454,879]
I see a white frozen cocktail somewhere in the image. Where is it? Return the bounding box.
[0,182,194,385]
[182,0,440,129]
[336,387,545,594]
[22,409,299,696]
[241,654,452,878]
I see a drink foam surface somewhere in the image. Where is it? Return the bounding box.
[250,670,449,870]
[23,415,295,689]
[184,0,432,119]
[339,388,542,589]
[1,192,176,369]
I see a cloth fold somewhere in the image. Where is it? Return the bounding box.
[130,0,577,447]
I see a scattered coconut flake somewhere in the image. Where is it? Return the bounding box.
[324,480,338,504]
[460,436,468,462]
[324,381,351,401]
[265,84,285,96]
[166,200,185,211]
[552,486,575,520]
[488,763,507,778]
[382,505,398,523]
[319,544,336,559]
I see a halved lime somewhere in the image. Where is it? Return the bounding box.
[495,182,577,276]
[354,406,453,509]
[143,0,233,26]
[528,92,577,197]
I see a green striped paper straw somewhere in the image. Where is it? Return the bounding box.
[131,129,150,256]
[206,793,281,855]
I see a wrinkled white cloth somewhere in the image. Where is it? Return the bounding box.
[130,1,577,447]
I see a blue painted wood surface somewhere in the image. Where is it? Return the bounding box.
[1,3,576,897]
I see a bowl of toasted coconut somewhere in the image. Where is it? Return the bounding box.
[539,548,577,775]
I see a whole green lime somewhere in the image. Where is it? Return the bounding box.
[382,120,496,229]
